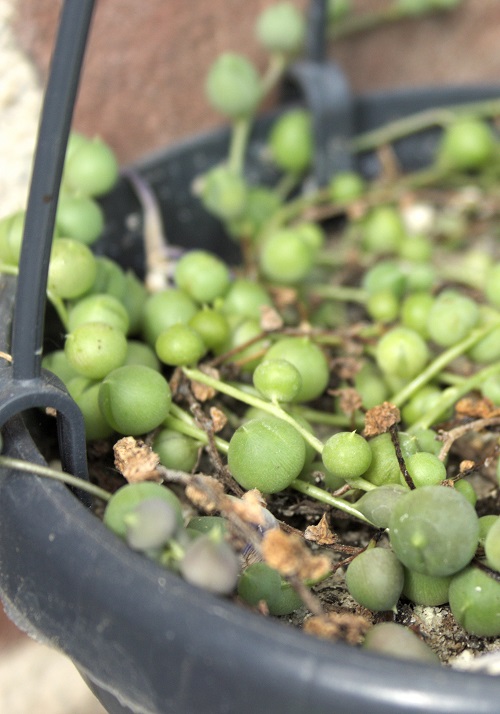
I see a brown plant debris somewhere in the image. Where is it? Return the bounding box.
[113,437,161,483]
[330,387,363,419]
[363,401,401,438]
[189,365,221,401]
[185,474,225,514]
[209,406,228,433]
[260,304,284,332]
[261,528,331,582]
[304,513,337,546]
[224,489,269,528]
[455,395,500,420]
[303,611,371,645]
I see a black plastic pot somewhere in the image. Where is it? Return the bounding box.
[2,80,500,713]
[0,5,500,714]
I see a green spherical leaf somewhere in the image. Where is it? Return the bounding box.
[363,622,440,664]
[174,250,231,304]
[99,365,172,435]
[375,326,429,380]
[253,358,302,403]
[205,53,261,119]
[346,547,404,611]
[65,322,127,380]
[48,238,97,299]
[228,417,306,493]
[322,431,372,481]
[402,567,452,606]
[104,482,183,540]
[256,2,305,54]
[259,228,314,284]
[449,565,500,637]
[268,109,313,174]
[389,485,479,577]
[264,337,329,402]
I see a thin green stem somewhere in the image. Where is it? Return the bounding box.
[0,455,111,501]
[182,366,325,454]
[259,51,288,97]
[164,414,230,455]
[47,289,70,330]
[228,117,252,175]
[352,98,500,154]
[309,284,368,304]
[409,361,500,433]
[298,406,364,429]
[290,478,374,523]
[391,323,498,408]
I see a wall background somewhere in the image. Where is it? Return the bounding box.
[12,0,500,163]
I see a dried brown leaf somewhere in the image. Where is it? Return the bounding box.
[260,304,284,332]
[363,401,400,438]
[113,437,161,483]
[304,514,337,546]
[209,406,227,433]
[261,529,331,582]
[303,611,371,645]
[455,396,500,420]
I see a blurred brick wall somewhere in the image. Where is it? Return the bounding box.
[12,0,500,163]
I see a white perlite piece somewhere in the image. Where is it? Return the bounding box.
[0,0,42,218]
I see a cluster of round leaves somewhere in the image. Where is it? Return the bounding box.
[20,94,500,651]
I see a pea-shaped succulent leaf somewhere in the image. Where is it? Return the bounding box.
[453,478,477,507]
[42,349,80,384]
[155,324,207,367]
[153,428,200,472]
[362,260,407,298]
[449,565,500,637]
[55,193,104,245]
[264,337,329,402]
[259,228,315,284]
[328,171,365,203]
[68,293,130,334]
[252,358,302,403]
[189,309,230,351]
[205,53,261,119]
[63,136,119,196]
[268,109,313,174]
[86,256,126,299]
[142,289,198,347]
[198,165,248,222]
[363,622,440,664]
[363,432,418,487]
[67,377,114,441]
[228,416,306,493]
[479,515,499,547]
[65,322,127,380]
[99,365,172,435]
[484,516,500,572]
[238,562,303,615]
[124,498,179,551]
[404,451,447,488]
[256,2,305,54]
[48,238,97,299]
[426,290,479,348]
[437,118,497,172]
[355,484,408,529]
[221,278,273,320]
[174,250,230,304]
[124,340,161,371]
[375,326,429,380]
[389,486,479,577]
[104,482,183,540]
[361,205,406,255]
[402,567,452,606]
[346,547,404,611]
[322,431,372,481]
[180,532,240,595]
